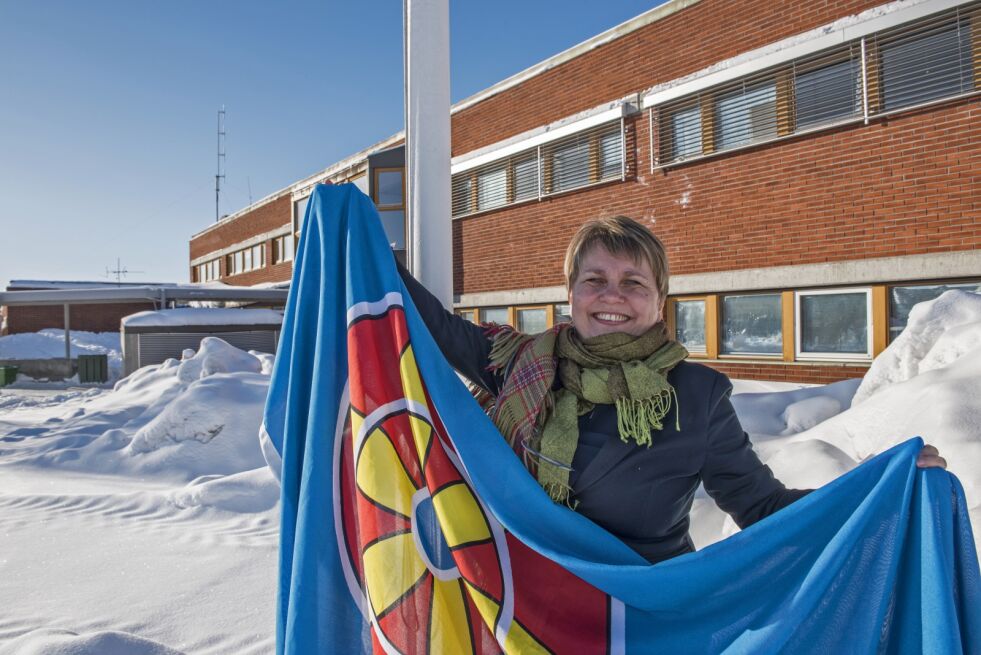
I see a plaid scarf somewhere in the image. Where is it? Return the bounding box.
[486,322,687,504]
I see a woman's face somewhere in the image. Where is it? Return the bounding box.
[569,245,662,339]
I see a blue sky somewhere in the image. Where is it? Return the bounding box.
[0,1,665,286]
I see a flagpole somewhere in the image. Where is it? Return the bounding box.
[404,0,453,309]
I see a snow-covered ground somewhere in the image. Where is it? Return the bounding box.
[0,329,123,381]
[0,291,978,653]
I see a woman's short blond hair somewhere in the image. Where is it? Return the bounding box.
[564,216,669,299]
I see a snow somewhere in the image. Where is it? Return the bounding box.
[0,329,120,362]
[0,329,123,380]
[0,337,278,654]
[122,308,283,328]
[1,290,979,652]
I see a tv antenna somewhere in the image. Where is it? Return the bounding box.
[215,105,226,222]
[105,258,144,284]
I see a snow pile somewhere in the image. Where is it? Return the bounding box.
[853,290,981,403]
[0,629,184,655]
[0,337,279,653]
[3,337,274,484]
[0,329,123,379]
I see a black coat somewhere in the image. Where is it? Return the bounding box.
[400,266,808,563]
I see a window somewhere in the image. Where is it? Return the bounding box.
[251,244,264,269]
[481,307,510,326]
[196,260,219,282]
[674,299,706,354]
[273,234,294,264]
[457,309,476,323]
[795,55,861,129]
[376,170,403,207]
[373,168,406,255]
[721,294,782,355]
[651,7,979,167]
[665,104,702,160]
[889,281,981,340]
[476,166,507,210]
[554,303,572,324]
[512,155,538,202]
[598,128,623,180]
[380,211,406,249]
[796,289,872,359]
[451,119,625,217]
[243,247,252,272]
[879,17,974,111]
[516,307,547,334]
[293,196,309,228]
[451,175,472,217]
[550,138,591,193]
[715,80,778,150]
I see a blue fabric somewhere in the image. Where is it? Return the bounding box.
[263,183,981,654]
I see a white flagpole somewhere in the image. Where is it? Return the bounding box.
[404,0,453,309]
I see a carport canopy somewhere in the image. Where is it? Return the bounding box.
[0,285,289,360]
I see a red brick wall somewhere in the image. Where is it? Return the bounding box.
[190,195,292,262]
[5,302,156,334]
[453,99,981,294]
[452,0,888,155]
[701,360,869,385]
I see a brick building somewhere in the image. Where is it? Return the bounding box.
[188,0,981,384]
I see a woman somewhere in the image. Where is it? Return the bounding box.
[399,215,946,564]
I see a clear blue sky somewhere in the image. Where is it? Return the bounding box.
[0,1,666,286]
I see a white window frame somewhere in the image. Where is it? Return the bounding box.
[795,287,873,361]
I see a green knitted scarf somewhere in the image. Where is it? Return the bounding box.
[488,323,688,505]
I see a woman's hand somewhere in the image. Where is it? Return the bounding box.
[916,444,947,469]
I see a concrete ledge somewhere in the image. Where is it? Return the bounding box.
[668,249,981,295]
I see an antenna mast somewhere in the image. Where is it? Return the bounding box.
[215,106,226,222]
[105,258,144,284]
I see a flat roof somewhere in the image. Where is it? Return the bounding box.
[8,279,175,290]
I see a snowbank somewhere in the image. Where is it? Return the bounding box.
[0,337,279,653]
[0,629,184,655]
[1,338,272,487]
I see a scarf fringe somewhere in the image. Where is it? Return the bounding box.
[487,326,533,372]
[615,388,679,448]
[541,479,578,509]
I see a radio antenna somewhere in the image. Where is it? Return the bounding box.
[215,106,226,222]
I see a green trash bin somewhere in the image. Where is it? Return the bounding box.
[0,365,18,387]
[77,355,108,384]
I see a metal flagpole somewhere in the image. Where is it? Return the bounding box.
[404,0,453,309]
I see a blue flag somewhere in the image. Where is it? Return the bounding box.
[262,183,981,654]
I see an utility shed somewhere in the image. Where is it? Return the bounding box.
[121,308,283,375]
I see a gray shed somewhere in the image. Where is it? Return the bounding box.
[121,308,283,376]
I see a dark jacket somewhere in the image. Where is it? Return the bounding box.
[400,265,808,563]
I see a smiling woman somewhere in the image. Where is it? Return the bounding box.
[399,215,944,564]
[565,217,668,339]
[398,216,813,563]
